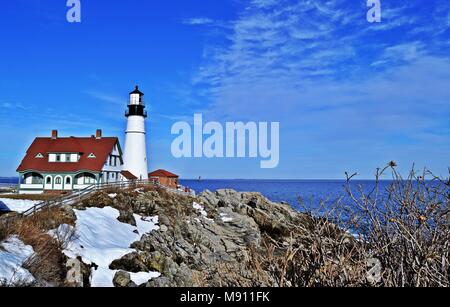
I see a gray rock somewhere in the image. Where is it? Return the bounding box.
[65,258,83,287]
[146,276,172,287]
[113,271,137,288]
[96,188,310,287]
[109,252,149,273]
[117,210,136,226]
[159,215,171,226]
[366,258,382,285]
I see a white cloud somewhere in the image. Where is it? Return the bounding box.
[372,42,427,66]
[188,0,450,154]
[85,90,124,105]
[183,18,214,26]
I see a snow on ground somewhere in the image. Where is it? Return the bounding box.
[220,213,233,223]
[108,193,117,199]
[0,198,40,213]
[0,236,35,285]
[51,206,160,287]
[133,188,144,194]
[91,267,160,287]
[193,202,207,217]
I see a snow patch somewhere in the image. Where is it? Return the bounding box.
[91,267,160,287]
[134,188,144,194]
[220,213,233,223]
[129,271,161,285]
[51,206,160,287]
[0,198,40,213]
[108,193,117,199]
[0,236,35,285]
[193,202,207,217]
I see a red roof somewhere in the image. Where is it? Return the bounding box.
[149,169,179,178]
[121,170,137,180]
[17,137,119,173]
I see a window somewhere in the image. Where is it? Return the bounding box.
[35,153,44,158]
[70,154,79,162]
[88,153,96,159]
[46,177,51,184]
[66,177,71,185]
[55,177,62,185]
[84,175,96,184]
[56,154,61,162]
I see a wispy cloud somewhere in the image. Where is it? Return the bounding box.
[372,41,427,66]
[185,0,450,175]
[1,101,30,111]
[84,90,124,105]
[183,17,214,26]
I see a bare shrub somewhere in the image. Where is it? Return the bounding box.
[0,220,8,242]
[250,164,450,287]
[344,165,450,287]
[1,207,76,286]
[80,191,114,208]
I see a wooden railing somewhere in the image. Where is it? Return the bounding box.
[20,180,191,218]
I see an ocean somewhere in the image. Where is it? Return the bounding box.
[180,179,391,211]
[0,177,18,187]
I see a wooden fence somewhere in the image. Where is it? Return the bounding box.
[19,180,191,218]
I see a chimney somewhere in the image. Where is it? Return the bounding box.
[96,129,102,139]
[51,130,58,140]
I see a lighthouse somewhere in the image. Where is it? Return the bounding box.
[122,86,149,180]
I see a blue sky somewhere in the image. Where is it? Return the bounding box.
[0,0,449,179]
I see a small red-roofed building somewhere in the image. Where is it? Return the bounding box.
[149,169,179,189]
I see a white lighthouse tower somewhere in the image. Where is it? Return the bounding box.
[122,86,149,180]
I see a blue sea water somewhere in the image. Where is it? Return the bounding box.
[180,179,391,211]
[0,177,18,187]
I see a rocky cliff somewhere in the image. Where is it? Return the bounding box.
[1,185,355,287]
[68,186,353,287]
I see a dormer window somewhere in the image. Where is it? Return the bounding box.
[35,153,44,158]
[88,153,96,159]
[49,153,79,163]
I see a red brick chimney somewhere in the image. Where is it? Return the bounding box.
[96,129,102,139]
[51,130,58,140]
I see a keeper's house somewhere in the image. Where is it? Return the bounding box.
[16,130,123,194]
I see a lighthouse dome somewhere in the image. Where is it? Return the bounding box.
[130,86,144,96]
